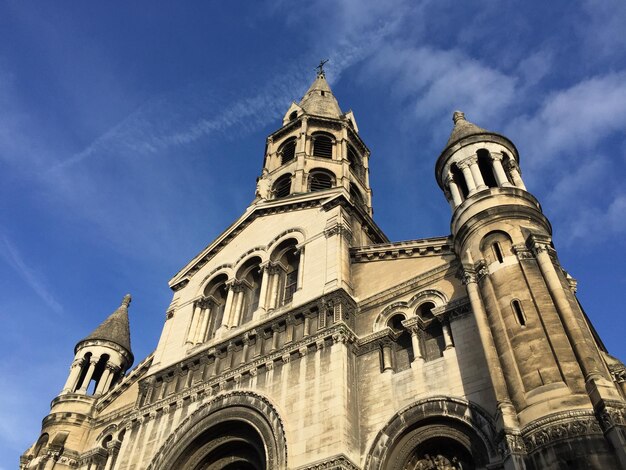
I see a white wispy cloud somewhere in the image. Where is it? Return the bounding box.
[0,234,63,314]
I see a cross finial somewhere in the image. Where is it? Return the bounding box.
[315,59,329,78]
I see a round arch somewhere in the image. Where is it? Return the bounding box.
[146,392,287,470]
[373,301,410,332]
[364,397,499,470]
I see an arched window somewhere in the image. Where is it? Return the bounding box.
[451,163,468,198]
[271,239,301,307]
[480,231,513,266]
[388,314,413,372]
[477,149,497,188]
[350,183,365,207]
[308,170,335,192]
[237,257,263,325]
[33,433,49,458]
[312,132,333,158]
[278,138,296,165]
[75,352,93,392]
[204,274,229,339]
[347,144,365,180]
[512,299,526,326]
[272,174,292,199]
[417,302,445,361]
[102,434,113,449]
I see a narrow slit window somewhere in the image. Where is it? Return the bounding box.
[493,242,504,263]
[512,300,526,326]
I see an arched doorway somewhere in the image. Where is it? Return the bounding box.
[147,392,287,470]
[365,397,499,470]
[175,418,266,469]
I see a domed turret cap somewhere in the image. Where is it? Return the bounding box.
[76,294,133,361]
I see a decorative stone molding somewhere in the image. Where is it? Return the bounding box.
[324,221,353,242]
[597,402,626,431]
[521,410,603,452]
[497,432,526,458]
[351,236,452,263]
[512,244,534,260]
[293,453,360,470]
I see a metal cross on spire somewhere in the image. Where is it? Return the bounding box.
[315,59,329,78]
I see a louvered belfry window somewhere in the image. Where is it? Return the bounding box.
[273,175,292,198]
[280,139,296,165]
[312,134,333,158]
[348,145,365,180]
[309,172,333,192]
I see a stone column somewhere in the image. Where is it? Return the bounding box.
[441,320,454,350]
[95,364,112,395]
[222,284,235,328]
[409,327,424,362]
[271,324,280,351]
[462,265,518,426]
[62,357,85,393]
[446,174,463,207]
[258,264,270,312]
[196,299,214,343]
[491,153,513,187]
[457,160,477,195]
[102,364,120,393]
[507,161,526,190]
[103,440,122,470]
[531,240,610,389]
[467,155,487,190]
[381,343,393,372]
[78,358,99,393]
[43,451,59,470]
[268,266,281,310]
[230,284,245,327]
[187,302,200,344]
[303,313,311,337]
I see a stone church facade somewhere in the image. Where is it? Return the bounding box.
[22,70,626,469]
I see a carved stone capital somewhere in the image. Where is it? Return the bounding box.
[460,266,477,285]
[512,244,534,260]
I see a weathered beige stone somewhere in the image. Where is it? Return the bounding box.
[22,74,626,470]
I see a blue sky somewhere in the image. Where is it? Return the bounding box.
[2,0,626,466]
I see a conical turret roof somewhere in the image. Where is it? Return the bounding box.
[77,294,133,356]
[444,111,489,148]
[299,72,343,119]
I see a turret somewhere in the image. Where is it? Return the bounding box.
[61,295,134,396]
[436,112,626,468]
[254,66,373,215]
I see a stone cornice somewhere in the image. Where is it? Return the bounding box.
[351,236,454,263]
[135,322,359,417]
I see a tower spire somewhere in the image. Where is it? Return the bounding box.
[77,294,133,358]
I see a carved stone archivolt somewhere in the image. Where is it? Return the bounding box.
[364,397,498,470]
[145,391,288,470]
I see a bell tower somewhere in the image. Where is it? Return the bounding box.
[254,65,372,215]
[436,111,626,468]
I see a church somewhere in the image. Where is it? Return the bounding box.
[21,67,626,469]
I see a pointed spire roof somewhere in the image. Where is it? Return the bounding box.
[444,111,489,148]
[299,71,343,119]
[77,294,133,357]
